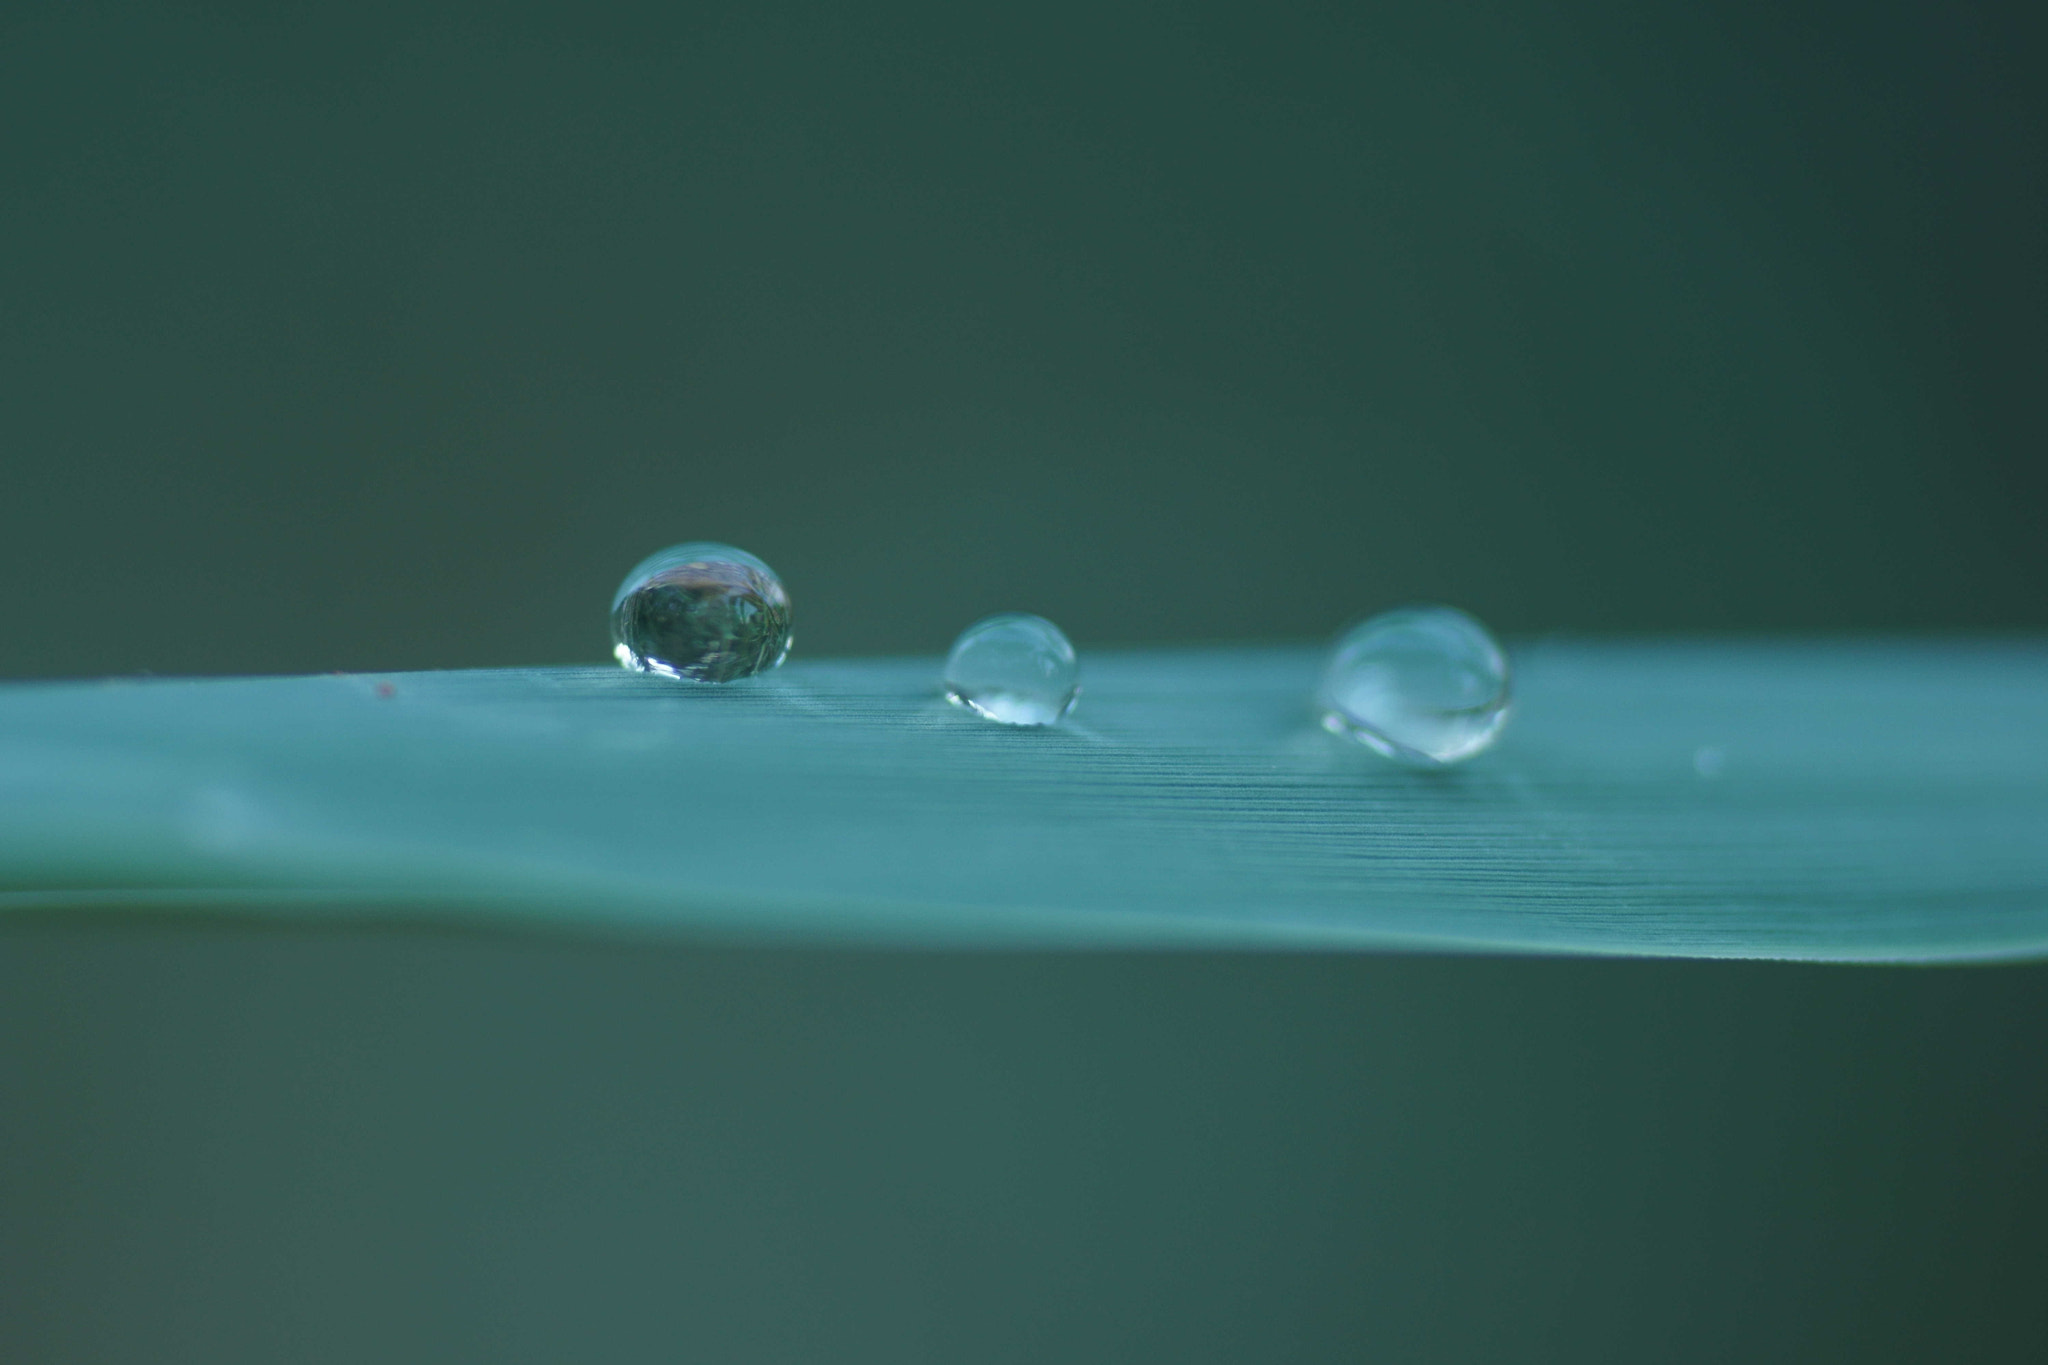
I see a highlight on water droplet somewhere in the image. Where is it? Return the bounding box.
[1317,605,1510,765]
[610,542,792,683]
[943,613,1079,726]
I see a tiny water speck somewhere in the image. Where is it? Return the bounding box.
[1318,605,1511,765]
[1694,745,1727,779]
[944,613,1079,726]
[610,542,792,683]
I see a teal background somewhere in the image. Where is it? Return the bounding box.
[1,1,2042,676]
[3,3,2046,1359]
[4,924,2048,1362]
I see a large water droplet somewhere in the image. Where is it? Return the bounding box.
[943,613,1079,726]
[610,542,792,682]
[1318,605,1510,765]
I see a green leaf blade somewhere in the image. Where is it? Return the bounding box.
[3,640,2044,961]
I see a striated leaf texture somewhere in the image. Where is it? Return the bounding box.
[1,640,2044,961]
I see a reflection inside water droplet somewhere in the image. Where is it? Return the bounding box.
[1318,605,1510,765]
[610,542,792,683]
[943,613,1079,726]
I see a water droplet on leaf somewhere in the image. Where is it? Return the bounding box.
[610,542,792,683]
[1318,605,1510,765]
[943,613,1079,726]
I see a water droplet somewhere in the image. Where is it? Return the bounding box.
[1693,745,1726,779]
[610,542,792,683]
[1318,605,1510,765]
[943,613,1079,726]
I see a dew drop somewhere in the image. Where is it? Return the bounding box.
[943,613,1079,726]
[1318,605,1510,765]
[610,542,792,683]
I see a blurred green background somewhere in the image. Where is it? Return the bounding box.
[2,3,2045,1360]
[1,0,2041,677]
[3,925,2046,1363]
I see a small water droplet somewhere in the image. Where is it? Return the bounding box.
[943,613,1079,726]
[1693,745,1726,779]
[610,542,792,683]
[1318,605,1511,765]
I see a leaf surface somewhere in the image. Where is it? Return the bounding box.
[3,641,2043,960]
